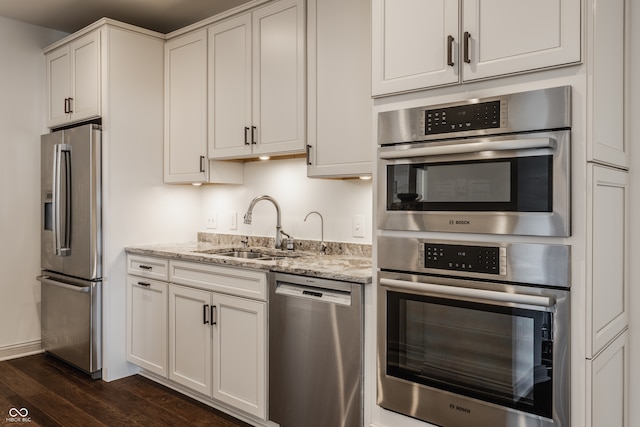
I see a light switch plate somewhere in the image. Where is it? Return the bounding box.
[352,214,365,238]
[230,212,238,230]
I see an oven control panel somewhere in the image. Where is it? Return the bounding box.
[423,99,506,135]
[424,243,507,275]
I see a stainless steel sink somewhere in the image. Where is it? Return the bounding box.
[193,248,300,261]
[217,251,266,259]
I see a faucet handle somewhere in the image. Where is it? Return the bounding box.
[280,230,294,251]
[240,236,249,248]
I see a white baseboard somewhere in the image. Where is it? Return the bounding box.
[0,340,43,361]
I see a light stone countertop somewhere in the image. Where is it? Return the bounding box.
[125,235,372,284]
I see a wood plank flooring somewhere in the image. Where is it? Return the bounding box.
[0,354,253,427]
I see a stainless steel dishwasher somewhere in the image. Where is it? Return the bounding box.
[269,272,363,427]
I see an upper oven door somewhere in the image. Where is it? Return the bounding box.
[377,130,570,236]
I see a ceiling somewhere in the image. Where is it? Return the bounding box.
[0,0,253,34]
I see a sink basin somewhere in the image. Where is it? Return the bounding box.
[193,248,301,261]
[217,251,266,259]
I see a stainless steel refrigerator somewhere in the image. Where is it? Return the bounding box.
[38,123,102,378]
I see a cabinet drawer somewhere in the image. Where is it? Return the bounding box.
[127,255,169,281]
[169,260,267,301]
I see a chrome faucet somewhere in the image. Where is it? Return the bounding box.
[244,195,286,249]
[304,211,326,254]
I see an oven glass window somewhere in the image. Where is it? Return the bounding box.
[386,291,553,419]
[387,156,552,211]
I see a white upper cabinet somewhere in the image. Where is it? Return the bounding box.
[588,0,628,168]
[164,30,243,184]
[372,0,459,95]
[306,0,373,178]
[372,0,581,96]
[164,30,209,183]
[46,31,101,127]
[208,0,305,159]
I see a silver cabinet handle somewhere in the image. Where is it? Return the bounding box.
[447,35,455,66]
[463,31,471,64]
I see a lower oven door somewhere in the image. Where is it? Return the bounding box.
[377,271,569,427]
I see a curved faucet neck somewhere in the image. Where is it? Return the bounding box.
[245,195,283,249]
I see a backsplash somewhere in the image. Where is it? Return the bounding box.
[197,232,372,257]
[200,157,373,244]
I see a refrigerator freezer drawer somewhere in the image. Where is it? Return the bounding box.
[39,275,102,378]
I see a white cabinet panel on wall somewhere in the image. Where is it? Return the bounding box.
[588,0,628,168]
[371,0,581,96]
[208,0,305,160]
[371,0,458,95]
[212,293,266,418]
[164,30,209,183]
[461,0,581,82]
[587,330,629,427]
[306,0,373,178]
[46,31,100,127]
[168,284,213,395]
[165,30,243,184]
[586,165,629,357]
[126,276,168,377]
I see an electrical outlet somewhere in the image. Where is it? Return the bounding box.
[352,214,365,238]
[230,212,238,230]
[206,213,217,229]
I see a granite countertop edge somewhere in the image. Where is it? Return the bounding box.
[125,242,373,285]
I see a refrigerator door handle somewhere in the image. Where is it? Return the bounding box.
[53,143,72,256]
[37,275,91,293]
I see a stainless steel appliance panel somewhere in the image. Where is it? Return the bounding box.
[377,270,570,427]
[41,124,101,280]
[378,86,571,145]
[39,273,102,377]
[269,273,363,427]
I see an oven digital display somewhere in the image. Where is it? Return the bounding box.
[425,243,502,274]
[424,100,501,135]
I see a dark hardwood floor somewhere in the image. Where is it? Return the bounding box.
[0,354,253,427]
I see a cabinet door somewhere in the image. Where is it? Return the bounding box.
[164,30,208,183]
[169,284,212,395]
[462,0,581,81]
[588,0,627,167]
[371,0,459,95]
[252,0,306,156]
[126,276,168,377]
[46,46,71,127]
[212,293,266,419]
[306,0,372,178]
[588,330,629,427]
[208,14,253,159]
[587,166,629,357]
[69,31,101,123]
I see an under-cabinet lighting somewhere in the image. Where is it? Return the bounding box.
[259,156,270,161]
[192,182,203,186]
[359,175,372,180]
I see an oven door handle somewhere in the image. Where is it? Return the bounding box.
[380,278,555,309]
[379,137,554,160]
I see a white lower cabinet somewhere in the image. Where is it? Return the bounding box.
[588,330,629,427]
[126,255,267,421]
[126,276,168,377]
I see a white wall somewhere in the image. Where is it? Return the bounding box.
[200,157,373,245]
[0,17,66,359]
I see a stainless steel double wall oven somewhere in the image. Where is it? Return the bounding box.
[376,87,572,427]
